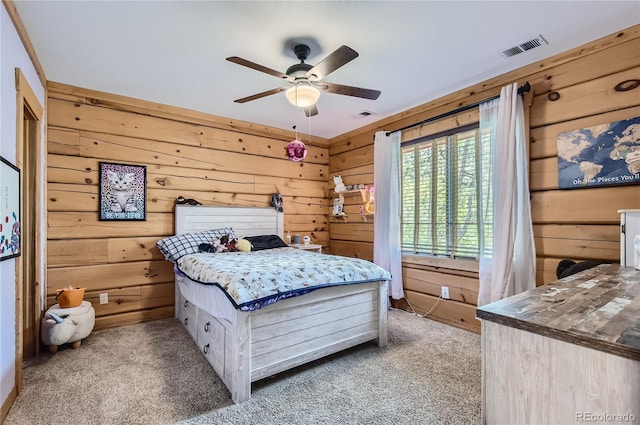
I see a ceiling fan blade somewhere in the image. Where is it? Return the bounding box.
[233,87,288,103]
[320,82,381,100]
[226,56,289,80]
[305,45,358,81]
[304,105,319,117]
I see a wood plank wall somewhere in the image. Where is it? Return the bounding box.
[43,25,640,334]
[46,83,330,330]
[328,25,640,333]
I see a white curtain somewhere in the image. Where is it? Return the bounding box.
[373,130,404,299]
[478,83,536,306]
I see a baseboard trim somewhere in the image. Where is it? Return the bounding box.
[423,312,481,334]
[391,299,481,334]
[1,385,18,423]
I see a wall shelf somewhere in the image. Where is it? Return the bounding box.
[332,187,374,223]
[336,189,367,204]
[360,213,374,223]
[329,214,348,223]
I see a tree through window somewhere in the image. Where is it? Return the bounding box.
[401,124,492,259]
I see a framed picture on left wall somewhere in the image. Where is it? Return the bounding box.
[0,156,21,261]
[99,162,147,221]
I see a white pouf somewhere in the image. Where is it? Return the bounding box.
[41,301,96,352]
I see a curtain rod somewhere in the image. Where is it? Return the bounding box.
[384,81,530,137]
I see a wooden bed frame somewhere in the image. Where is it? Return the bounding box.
[173,205,388,403]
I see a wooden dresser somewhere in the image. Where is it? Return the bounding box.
[476,264,640,425]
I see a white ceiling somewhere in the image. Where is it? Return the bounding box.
[13,1,640,139]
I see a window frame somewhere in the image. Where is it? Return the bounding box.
[400,122,485,260]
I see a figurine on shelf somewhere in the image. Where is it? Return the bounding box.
[333,175,346,193]
[332,198,345,216]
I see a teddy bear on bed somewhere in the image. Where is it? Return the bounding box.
[222,235,237,252]
[199,234,252,253]
[198,235,232,253]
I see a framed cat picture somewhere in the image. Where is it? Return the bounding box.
[98,162,147,221]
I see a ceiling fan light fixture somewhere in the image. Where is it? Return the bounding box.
[285,83,320,108]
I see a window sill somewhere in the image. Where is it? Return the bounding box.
[401,253,479,273]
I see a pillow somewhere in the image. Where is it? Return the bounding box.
[156,228,236,262]
[244,234,289,251]
[555,259,610,279]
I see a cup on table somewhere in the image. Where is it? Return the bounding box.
[293,234,301,244]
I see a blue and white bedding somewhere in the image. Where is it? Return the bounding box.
[175,247,391,311]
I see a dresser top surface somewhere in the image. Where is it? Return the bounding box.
[477,264,640,360]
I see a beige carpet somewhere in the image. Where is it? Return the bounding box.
[5,308,481,425]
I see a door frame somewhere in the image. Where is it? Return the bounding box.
[14,68,44,392]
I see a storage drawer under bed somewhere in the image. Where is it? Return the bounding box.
[196,310,227,378]
[176,290,198,340]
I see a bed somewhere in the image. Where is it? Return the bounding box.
[161,205,390,403]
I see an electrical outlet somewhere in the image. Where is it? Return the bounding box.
[99,293,108,305]
[441,286,450,300]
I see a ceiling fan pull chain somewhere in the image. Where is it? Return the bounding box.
[308,110,312,144]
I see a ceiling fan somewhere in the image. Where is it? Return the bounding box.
[226,44,381,117]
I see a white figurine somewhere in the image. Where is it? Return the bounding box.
[333,175,346,193]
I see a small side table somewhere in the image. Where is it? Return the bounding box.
[288,243,322,253]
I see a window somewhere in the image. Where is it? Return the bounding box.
[401,124,492,260]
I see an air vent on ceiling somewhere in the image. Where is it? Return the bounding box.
[351,110,377,119]
[500,34,548,58]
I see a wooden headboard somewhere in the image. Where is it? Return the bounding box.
[175,205,284,238]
